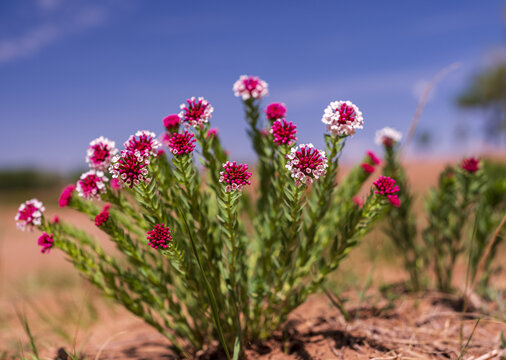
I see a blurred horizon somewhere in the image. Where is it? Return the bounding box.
[1,0,505,173]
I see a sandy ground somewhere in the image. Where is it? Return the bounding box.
[1,158,505,359]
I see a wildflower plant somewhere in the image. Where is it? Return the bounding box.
[18,76,398,358]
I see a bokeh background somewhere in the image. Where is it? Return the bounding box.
[0,0,505,174]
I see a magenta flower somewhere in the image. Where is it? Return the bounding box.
[233,75,268,100]
[58,184,76,208]
[219,161,253,192]
[207,128,218,139]
[95,204,110,227]
[353,196,364,208]
[124,130,161,157]
[321,100,363,136]
[51,215,59,224]
[361,163,375,174]
[110,178,121,190]
[86,137,117,171]
[147,223,172,250]
[163,114,181,132]
[270,119,297,146]
[373,176,400,207]
[265,102,286,121]
[76,170,108,200]
[167,131,197,155]
[179,97,214,128]
[37,232,54,254]
[366,150,381,165]
[286,144,328,186]
[109,150,151,189]
[461,157,479,173]
[15,199,45,231]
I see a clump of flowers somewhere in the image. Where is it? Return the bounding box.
[15,199,45,231]
[58,184,76,208]
[179,97,214,128]
[125,130,161,157]
[207,128,218,139]
[147,223,172,249]
[86,136,118,171]
[461,157,479,173]
[321,100,363,136]
[95,204,110,227]
[37,232,54,254]
[361,163,375,174]
[373,176,400,207]
[375,127,402,147]
[109,150,150,188]
[265,102,286,121]
[233,75,268,100]
[163,114,181,132]
[76,170,108,200]
[270,118,297,146]
[286,144,328,186]
[366,150,381,165]
[167,131,197,155]
[219,161,252,192]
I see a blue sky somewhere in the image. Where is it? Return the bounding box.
[0,0,504,172]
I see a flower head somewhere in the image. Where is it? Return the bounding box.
[167,131,197,155]
[366,150,381,165]
[110,178,121,189]
[147,223,172,250]
[163,114,180,132]
[461,157,479,173]
[353,196,364,208]
[109,150,151,189]
[373,176,400,207]
[321,101,363,136]
[124,130,161,157]
[286,144,328,186]
[15,199,45,231]
[265,102,286,121]
[86,136,118,171]
[51,215,60,224]
[76,170,108,200]
[207,128,218,139]
[58,184,76,208]
[95,204,110,227]
[233,75,268,100]
[375,127,402,147]
[179,97,214,128]
[361,163,375,174]
[219,161,252,192]
[270,119,297,146]
[37,232,54,254]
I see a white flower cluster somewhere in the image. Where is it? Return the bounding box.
[375,127,402,146]
[76,170,108,200]
[86,136,118,171]
[178,97,214,128]
[321,100,363,136]
[15,199,45,231]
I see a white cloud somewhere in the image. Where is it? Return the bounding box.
[0,3,108,65]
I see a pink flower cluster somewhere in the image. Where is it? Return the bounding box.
[265,102,286,121]
[219,161,252,192]
[366,151,381,165]
[124,130,161,157]
[147,223,172,250]
[373,176,400,207]
[321,101,363,137]
[361,150,381,174]
[167,131,197,155]
[76,170,108,200]
[179,97,214,128]
[286,144,328,186]
[95,204,110,227]
[233,75,268,100]
[163,114,180,132]
[37,232,54,254]
[461,157,479,173]
[15,199,45,231]
[86,136,118,171]
[270,119,297,146]
[109,150,151,189]
[59,184,76,208]
[361,163,375,174]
